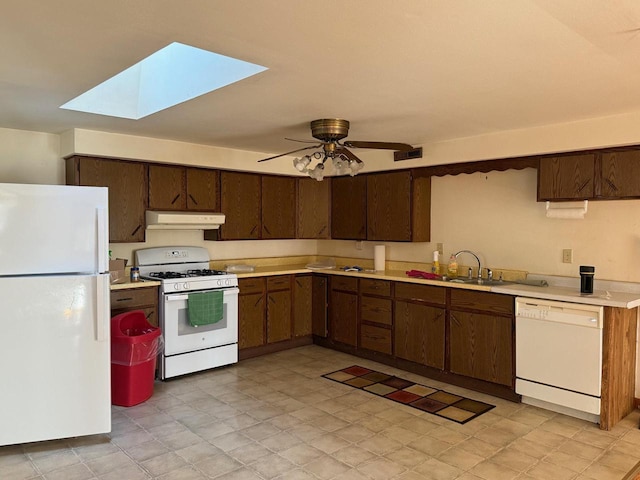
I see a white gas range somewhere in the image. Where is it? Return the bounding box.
[135,246,239,380]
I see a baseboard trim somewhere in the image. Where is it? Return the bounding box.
[623,460,640,480]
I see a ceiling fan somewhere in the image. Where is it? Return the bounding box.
[257,119,415,180]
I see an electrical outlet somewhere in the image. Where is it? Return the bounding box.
[355,241,363,251]
[437,243,444,255]
[562,249,573,264]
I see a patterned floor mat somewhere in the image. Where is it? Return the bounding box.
[323,365,495,424]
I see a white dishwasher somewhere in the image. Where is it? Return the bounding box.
[515,297,604,423]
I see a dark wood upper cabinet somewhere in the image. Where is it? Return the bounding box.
[220,171,261,240]
[66,156,147,243]
[600,151,640,198]
[186,168,220,211]
[262,175,296,239]
[367,171,411,241]
[331,175,367,240]
[297,177,330,239]
[148,164,186,210]
[537,154,595,201]
[149,165,219,211]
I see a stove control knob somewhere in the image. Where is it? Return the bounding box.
[174,283,180,291]
[225,279,231,286]
[183,282,189,290]
[217,279,223,287]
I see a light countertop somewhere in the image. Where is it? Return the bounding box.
[235,265,640,308]
[110,279,161,291]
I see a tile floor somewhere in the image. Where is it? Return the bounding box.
[1,345,639,480]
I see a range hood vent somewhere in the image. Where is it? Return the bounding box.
[145,211,225,230]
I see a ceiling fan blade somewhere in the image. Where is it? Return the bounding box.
[257,145,321,162]
[336,147,364,163]
[284,137,321,144]
[343,140,414,152]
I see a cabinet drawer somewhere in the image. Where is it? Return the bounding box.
[267,275,291,291]
[395,282,445,305]
[361,297,392,325]
[331,276,358,293]
[360,324,392,355]
[360,278,391,297]
[450,289,514,315]
[110,287,157,309]
[239,277,266,294]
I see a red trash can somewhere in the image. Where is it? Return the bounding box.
[110,311,163,407]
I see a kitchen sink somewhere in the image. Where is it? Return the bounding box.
[442,277,513,287]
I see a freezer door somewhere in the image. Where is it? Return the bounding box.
[0,183,108,275]
[0,274,111,446]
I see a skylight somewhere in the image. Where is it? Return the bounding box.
[60,42,268,119]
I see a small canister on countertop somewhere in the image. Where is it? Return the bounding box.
[579,265,595,294]
[130,266,140,282]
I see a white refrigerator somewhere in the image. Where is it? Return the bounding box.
[0,182,111,446]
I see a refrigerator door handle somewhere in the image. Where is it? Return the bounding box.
[97,207,108,273]
[96,274,110,342]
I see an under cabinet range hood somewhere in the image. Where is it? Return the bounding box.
[146,211,225,230]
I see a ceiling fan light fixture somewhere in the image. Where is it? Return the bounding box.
[293,156,311,172]
[349,160,364,176]
[307,163,325,181]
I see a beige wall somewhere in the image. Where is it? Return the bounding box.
[0,128,62,184]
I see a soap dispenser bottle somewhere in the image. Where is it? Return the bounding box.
[447,254,458,278]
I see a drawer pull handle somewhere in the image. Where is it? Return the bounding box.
[188,193,198,205]
[116,297,133,302]
[171,194,180,204]
[131,225,141,236]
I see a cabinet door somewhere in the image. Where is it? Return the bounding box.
[449,310,513,386]
[267,290,292,343]
[538,154,595,200]
[600,151,640,198]
[394,301,445,370]
[293,276,312,337]
[220,171,261,240]
[312,275,328,337]
[297,178,330,238]
[331,176,367,240]
[110,287,159,327]
[186,168,220,211]
[74,157,147,243]
[148,164,186,210]
[238,292,265,349]
[367,171,411,241]
[329,290,358,346]
[262,176,296,239]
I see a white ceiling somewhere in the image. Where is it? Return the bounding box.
[3,0,640,159]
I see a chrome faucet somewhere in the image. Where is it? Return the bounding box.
[454,250,482,283]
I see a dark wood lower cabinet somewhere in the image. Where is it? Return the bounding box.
[394,301,445,370]
[110,286,159,327]
[238,275,313,359]
[293,276,313,337]
[267,290,292,343]
[238,292,265,349]
[312,276,328,337]
[449,310,513,386]
[329,290,358,347]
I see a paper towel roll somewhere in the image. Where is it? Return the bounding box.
[374,245,386,271]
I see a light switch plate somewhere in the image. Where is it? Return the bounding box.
[562,249,573,263]
[437,243,444,255]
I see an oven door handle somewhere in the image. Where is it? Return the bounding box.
[166,294,189,302]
